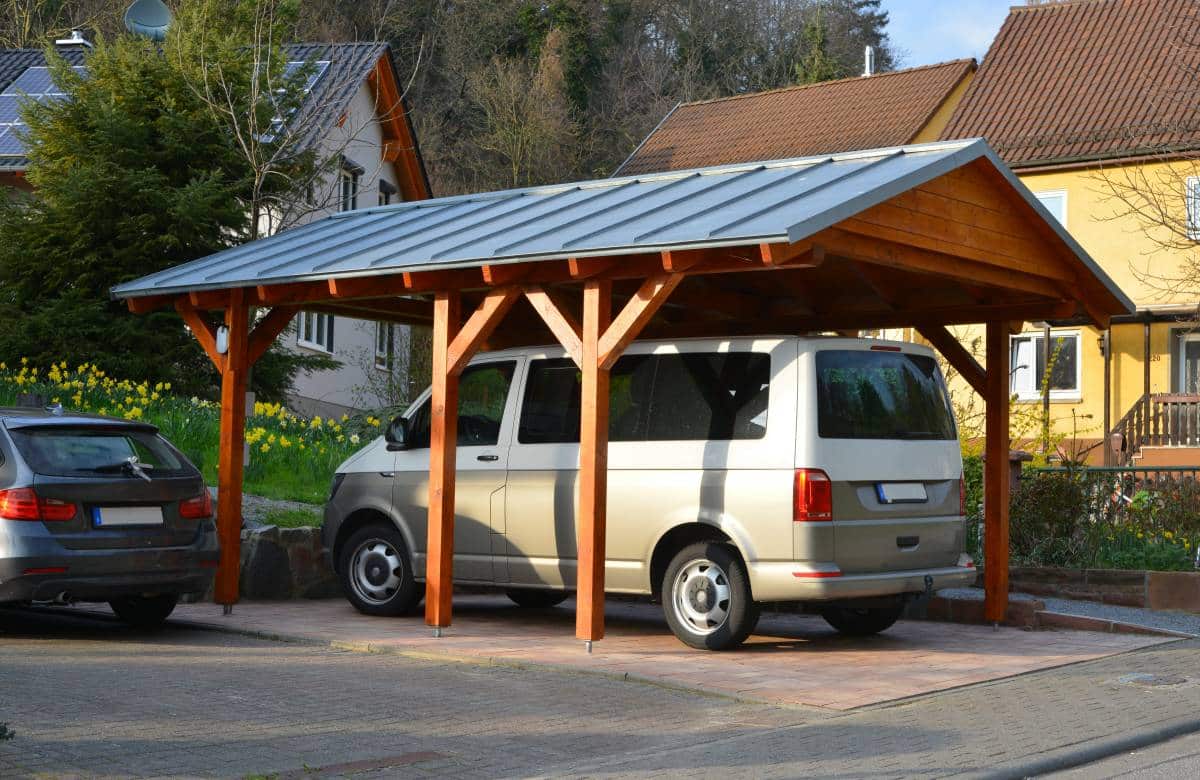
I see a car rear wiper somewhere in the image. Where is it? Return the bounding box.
[92,457,154,481]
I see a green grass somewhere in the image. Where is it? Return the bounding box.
[261,508,322,528]
[0,361,385,505]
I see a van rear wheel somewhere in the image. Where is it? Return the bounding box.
[662,542,759,651]
[821,601,904,636]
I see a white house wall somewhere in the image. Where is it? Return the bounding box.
[285,78,414,418]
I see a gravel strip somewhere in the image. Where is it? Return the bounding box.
[938,586,1200,636]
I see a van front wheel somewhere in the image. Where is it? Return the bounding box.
[821,601,904,636]
[662,543,759,650]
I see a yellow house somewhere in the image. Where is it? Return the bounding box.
[940,0,1200,465]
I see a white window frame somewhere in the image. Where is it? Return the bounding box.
[297,311,334,353]
[375,321,395,370]
[1010,329,1082,402]
[339,166,360,212]
[1034,189,1068,228]
[1187,176,1200,241]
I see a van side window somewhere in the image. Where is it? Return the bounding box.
[518,353,769,443]
[407,361,516,448]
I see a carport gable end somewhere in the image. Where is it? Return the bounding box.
[112,138,1132,644]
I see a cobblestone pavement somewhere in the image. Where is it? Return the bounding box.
[1048,730,1200,779]
[3,606,1200,779]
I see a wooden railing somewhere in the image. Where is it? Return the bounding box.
[1110,393,1200,464]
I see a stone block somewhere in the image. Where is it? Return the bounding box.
[1146,571,1200,613]
[1085,569,1146,589]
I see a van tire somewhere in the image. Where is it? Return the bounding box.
[506,589,569,608]
[662,542,759,651]
[109,594,178,628]
[821,601,904,636]
[339,524,421,617]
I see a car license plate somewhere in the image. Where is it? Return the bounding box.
[875,482,928,504]
[92,506,164,527]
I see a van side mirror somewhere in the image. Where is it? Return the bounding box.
[385,416,411,451]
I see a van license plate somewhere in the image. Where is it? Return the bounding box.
[875,483,927,504]
[93,507,164,527]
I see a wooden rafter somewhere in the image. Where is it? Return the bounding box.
[523,287,583,367]
[446,287,521,376]
[247,306,298,366]
[916,324,987,396]
[175,300,225,372]
[598,273,684,369]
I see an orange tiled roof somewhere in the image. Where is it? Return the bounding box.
[942,0,1200,169]
[616,59,976,176]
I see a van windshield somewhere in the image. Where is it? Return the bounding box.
[816,350,956,440]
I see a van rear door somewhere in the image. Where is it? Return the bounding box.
[804,346,964,575]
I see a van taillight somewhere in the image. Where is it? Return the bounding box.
[794,469,832,522]
[0,488,76,522]
[959,478,966,516]
[179,491,213,520]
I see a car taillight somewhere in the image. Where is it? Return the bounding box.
[0,488,77,522]
[794,469,832,522]
[179,491,213,520]
[959,478,967,516]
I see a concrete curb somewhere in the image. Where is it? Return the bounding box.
[969,714,1200,779]
[1036,610,1198,639]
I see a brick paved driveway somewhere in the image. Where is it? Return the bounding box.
[3,604,1199,779]
[170,595,1165,709]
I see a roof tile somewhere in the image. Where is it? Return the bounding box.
[941,0,1200,168]
[617,59,976,176]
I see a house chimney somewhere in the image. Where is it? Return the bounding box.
[54,30,93,49]
[863,45,875,77]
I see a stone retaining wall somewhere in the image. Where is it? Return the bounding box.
[193,525,339,602]
[1009,566,1200,613]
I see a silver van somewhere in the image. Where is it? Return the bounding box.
[322,336,976,650]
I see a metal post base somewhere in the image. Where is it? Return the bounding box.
[432,627,443,638]
[992,621,999,632]
[584,640,593,654]
[222,604,233,616]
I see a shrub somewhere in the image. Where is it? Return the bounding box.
[1009,470,1089,566]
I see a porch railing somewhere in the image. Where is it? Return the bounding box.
[1110,393,1200,464]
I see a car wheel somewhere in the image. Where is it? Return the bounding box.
[662,542,759,651]
[339,523,421,617]
[109,594,178,628]
[505,589,568,608]
[821,601,905,636]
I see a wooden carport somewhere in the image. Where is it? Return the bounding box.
[113,140,1132,644]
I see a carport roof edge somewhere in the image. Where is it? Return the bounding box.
[110,138,1134,317]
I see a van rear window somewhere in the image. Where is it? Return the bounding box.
[816,350,956,440]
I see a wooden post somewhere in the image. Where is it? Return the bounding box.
[577,279,611,642]
[425,291,461,629]
[1103,327,1112,466]
[984,321,1011,624]
[215,289,250,608]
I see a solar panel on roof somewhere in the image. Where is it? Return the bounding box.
[283,60,331,94]
[0,65,86,159]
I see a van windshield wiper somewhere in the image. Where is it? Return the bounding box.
[92,457,154,481]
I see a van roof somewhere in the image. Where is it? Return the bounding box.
[475,334,936,360]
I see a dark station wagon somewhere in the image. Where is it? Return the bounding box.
[0,408,218,626]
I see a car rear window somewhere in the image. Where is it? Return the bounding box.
[7,427,192,477]
[816,350,956,440]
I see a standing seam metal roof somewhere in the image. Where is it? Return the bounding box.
[110,138,1133,315]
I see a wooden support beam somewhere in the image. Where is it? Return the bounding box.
[175,301,225,372]
[759,239,822,267]
[524,286,583,367]
[247,306,298,366]
[984,321,1011,624]
[568,256,619,279]
[257,281,335,306]
[597,274,684,370]
[189,289,238,310]
[126,294,176,314]
[446,287,521,376]
[481,263,533,286]
[215,289,250,607]
[822,227,1066,299]
[425,292,461,629]
[661,249,706,273]
[916,325,987,396]
[577,279,611,643]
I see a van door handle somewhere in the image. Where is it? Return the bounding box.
[897,536,919,549]
[477,454,499,462]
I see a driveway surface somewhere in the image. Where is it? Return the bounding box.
[168,596,1166,710]
[4,603,1200,778]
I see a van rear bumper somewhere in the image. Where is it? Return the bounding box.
[749,562,976,601]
